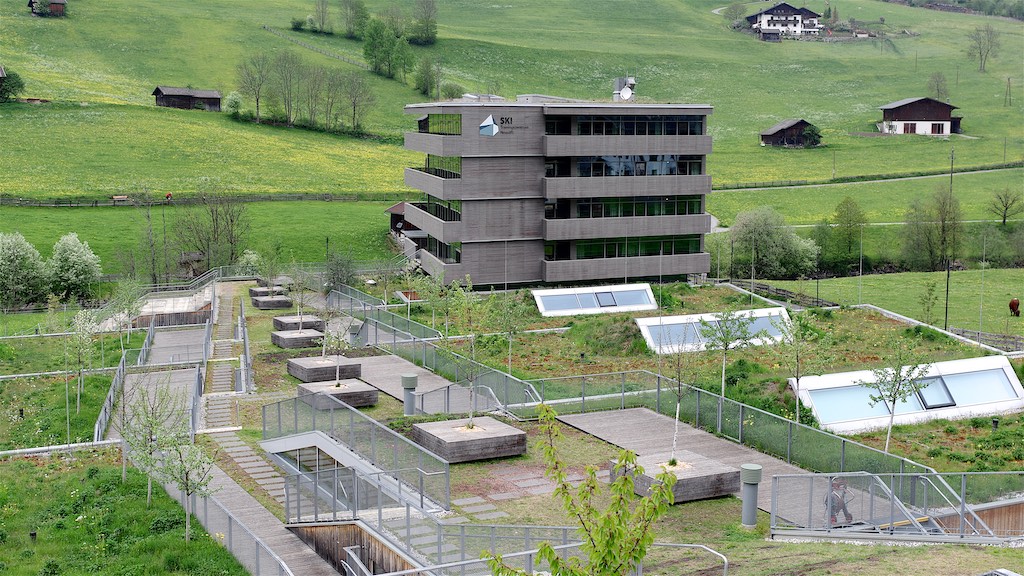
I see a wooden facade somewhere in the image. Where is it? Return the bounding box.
[880,97,962,133]
[152,86,222,111]
[290,522,417,574]
[933,499,1024,538]
[761,118,816,146]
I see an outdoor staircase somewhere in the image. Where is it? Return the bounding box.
[203,282,287,505]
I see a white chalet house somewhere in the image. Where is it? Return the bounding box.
[746,3,823,40]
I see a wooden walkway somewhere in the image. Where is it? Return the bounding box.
[354,354,476,414]
[558,408,807,513]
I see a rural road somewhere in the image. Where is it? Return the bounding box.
[713,166,1021,193]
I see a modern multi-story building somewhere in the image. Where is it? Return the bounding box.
[398,95,713,286]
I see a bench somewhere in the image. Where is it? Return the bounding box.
[111,195,129,204]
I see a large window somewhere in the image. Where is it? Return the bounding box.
[577,155,703,177]
[423,155,461,179]
[570,115,704,136]
[426,237,461,263]
[418,114,461,135]
[561,196,703,219]
[573,235,701,260]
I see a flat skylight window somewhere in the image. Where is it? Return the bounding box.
[943,369,1017,405]
[533,284,658,317]
[635,307,791,354]
[797,356,1024,434]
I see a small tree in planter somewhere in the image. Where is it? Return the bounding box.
[857,335,932,453]
[659,326,702,468]
[291,261,311,330]
[318,328,351,386]
[434,277,486,428]
[323,250,356,295]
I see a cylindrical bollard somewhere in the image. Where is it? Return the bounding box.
[402,373,418,416]
[740,463,762,529]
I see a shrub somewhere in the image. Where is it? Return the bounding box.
[943,424,958,434]
[0,70,26,103]
[149,512,183,534]
[38,560,60,576]
[925,446,946,458]
[968,416,991,429]
[290,17,305,30]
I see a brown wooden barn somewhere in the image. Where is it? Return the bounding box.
[761,119,817,146]
[152,86,222,112]
[28,0,66,16]
[879,97,961,136]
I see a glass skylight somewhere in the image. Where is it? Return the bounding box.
[533,284,658,317]
[635,307,791,354]
[797,356,1024,434]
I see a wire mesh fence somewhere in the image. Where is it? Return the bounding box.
[264,394,450,509]
[770,471,1024,543]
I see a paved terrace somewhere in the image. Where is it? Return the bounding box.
[559,408,807,513]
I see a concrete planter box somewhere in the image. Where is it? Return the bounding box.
[612,451,740,504]
[249,286,286,297]
[271,329,324,349]
[410,417,526,463]
[298,379,378,408]
[273,315,325,331]
[252,295,293,309]
[287,355,361,383]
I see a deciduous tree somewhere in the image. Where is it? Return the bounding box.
[271,51,303,125]
[770,312,834,425]
[966,24,1000,72]
[174,193,251,273]
[856,336,931,452]
[489,288,532,375]
[237,52,272,123]
[986,187,1023,226]
[926,71,949,100]
[698,310,757,433]
[833,196,866,261]
[313,0,331,33]
[342,71,376,129]
[486,404,675,576]
[730,207,818,279]
[409,0,438,45]
[0,232,46,314]
[339,0,369,39]
[47,233,101,301]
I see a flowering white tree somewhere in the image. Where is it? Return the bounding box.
[47,233,101,301]
[0,232,47,315]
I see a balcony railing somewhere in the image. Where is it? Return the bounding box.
[411,202,461,222]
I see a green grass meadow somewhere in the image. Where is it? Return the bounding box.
[770,268,1024,336]
[0,0,1021,197]
[0,201,395,267]
[0,452,248,575]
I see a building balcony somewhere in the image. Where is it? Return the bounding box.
[543,214,711,241]
[404,168,464,200]
[404,131,466,157]
[543,135,712,157]
[403,203,463,244]
[543,175,711,199]
[418,250,463,285]
[542,253,710,283]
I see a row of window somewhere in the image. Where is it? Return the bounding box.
[426,237,461,263]
[419,114,462,135]
[576,155,703,177]
[545,196,703,219]
[545,235,702,261]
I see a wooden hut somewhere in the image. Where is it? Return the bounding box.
[152,86,222,112]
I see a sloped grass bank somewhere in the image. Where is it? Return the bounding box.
[0,451,248,575]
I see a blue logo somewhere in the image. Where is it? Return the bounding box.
[479,115,499,137]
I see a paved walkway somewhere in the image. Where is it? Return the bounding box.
[558,408,807,513]
[148,327,207,364]
[351,353,476,414]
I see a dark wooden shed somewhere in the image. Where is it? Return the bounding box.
[761,119,817,146]
[152,86,222,112]
[28,0,65,16]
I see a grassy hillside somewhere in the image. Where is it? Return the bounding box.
[0,102,417,196]
[0,0,1021,197]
